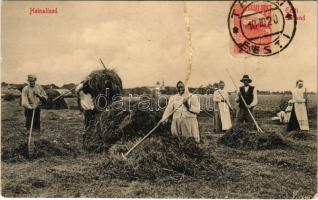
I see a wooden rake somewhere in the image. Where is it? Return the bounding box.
[27,108,36,157]
[226,69,264,133]
[121,85,203,160]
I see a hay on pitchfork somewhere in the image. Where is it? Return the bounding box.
[87,69,123,99]
[218,124,288,150]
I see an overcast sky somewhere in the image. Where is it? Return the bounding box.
[2,1,317,91]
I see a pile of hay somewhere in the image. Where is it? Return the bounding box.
[218,124,287,150]
[84,103,166,152]
[2,94,16,101]
[42,89,68,109]
[1,139,80,162]
[97,133,231,181]
[86,69,123,101]
[288,131,310,140]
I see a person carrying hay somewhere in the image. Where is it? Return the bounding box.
[287,80,309,131]
[234,75,258,124]
[75,79,97,133]
[161,81,201,143]
[21,74,48,132]
[213,80,233,132]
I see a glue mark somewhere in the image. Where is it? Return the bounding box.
[182,2,193,92]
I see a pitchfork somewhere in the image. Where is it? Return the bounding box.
[121,85,203,160]
[226,69,264,133]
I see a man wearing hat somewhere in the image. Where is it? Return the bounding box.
[21,75,48,132]
[235,75,258,124]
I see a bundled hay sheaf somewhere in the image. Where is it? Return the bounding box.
[97,133,231,181]
[219,124,288,150]
[84,102,166,152]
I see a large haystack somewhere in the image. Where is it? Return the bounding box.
[84,102,165,152]
[2,94,16,101]
[218,124,287,150]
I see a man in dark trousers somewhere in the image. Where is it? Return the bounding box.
[21,74,48,132]
[235,75,258,124]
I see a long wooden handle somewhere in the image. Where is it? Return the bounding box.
[123,122,162,157]
[28,108,36,155]
[226,69,264,133]
[100,58,107,70]
[123,85,204,158]
[52,89,75,102]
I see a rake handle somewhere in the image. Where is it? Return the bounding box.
[52,89,74,102]
[28,108,36,155]
[123,121,162,158]
[122,85,204,159]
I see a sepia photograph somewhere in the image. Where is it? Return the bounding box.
[1,0,317,198]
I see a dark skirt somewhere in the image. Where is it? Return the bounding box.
[214,110,222,132]
[287,105,300,132]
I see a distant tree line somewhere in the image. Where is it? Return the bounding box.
[1,82,77,93]
[1,82,316,95]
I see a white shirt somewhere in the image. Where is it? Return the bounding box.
[21,84,48,109]
[162,93,200,121]
[75,83,95,111]
[213,89,231,103]
[292,87,306,104]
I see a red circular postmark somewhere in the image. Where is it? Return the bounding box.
[228,0,297,56]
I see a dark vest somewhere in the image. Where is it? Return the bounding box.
[239,86,254,109]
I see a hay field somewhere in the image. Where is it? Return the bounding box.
[1,94,317,198]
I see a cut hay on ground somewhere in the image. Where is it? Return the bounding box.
[96,133,237,182]
[218,124,288,150]
[84,102,166,152]
[288,131,311,140]
[1,138,80,162]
